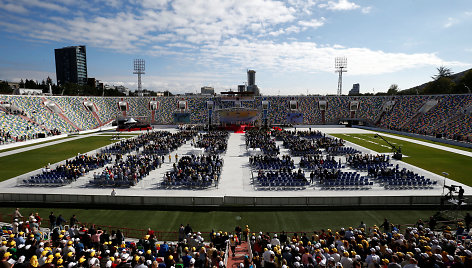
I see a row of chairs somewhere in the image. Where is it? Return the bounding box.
[291,149,322,156]
[23,177,70,186]
[257,180,310,190]
[161,180,213,189]
[383,179,437,189]
[300,162,343,170]
[350,162,393,170]
[89,179,132,187]
[322,179,373,189]
[338,171,362,178]
[326,147,361,156]
[252,163,295,170]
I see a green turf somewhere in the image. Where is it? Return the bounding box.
[0,207,446,237]
[372,131,472,153]
[0,137,70,153]
[333,133,472,186]
[0,136,119,181]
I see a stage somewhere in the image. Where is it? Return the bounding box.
[0,126,471,208]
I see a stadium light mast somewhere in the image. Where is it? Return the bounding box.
[133,59,145,96]
[335,57,347,95]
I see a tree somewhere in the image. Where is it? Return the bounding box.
[24,79,38,89]
[387,84,399,95]
[0,81,12,94]
[454,69,472,94]
[423,77,455,95]
[431,66,453,81]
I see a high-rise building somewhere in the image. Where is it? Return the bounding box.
[349,83,360,95]
[55,46,87,86]
[246,70,260,95]
[247,70,256,86]
[201,86,214,95]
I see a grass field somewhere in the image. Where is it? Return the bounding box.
[332,133,472,186]
[372,131,472,153]
[0,137,70,153]
[0,207,445,236]
[0,136,119,181]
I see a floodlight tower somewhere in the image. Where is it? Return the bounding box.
[335,57,347,95]
[133,59,145,95]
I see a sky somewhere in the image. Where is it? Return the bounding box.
[0,0,472,95]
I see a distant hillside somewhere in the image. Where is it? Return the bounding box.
[400,68,472,95]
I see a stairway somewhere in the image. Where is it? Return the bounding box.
[227,241,250,268]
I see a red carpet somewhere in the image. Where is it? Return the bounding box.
[226,241,250,268]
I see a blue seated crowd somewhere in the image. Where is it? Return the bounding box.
[346,154,392,171]
[143,131,197,156]
[369,167,437,189]
[250,155,295,170]
[325,147,361,156]
[194,131,229,154]
[246,130,280,156]
[319,171,372,189]
[300,155,342,170]
[91,154,161,187]
[162,155,223,189]
[256,169,309,189]
[25,154,111,186]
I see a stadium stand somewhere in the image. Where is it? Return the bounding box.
[1,211,230,268]
[1,94,471,144]
[0,109,44,143]
[377,95,432,131]
[53,97,99,130]
[2,209,472,268]
[355,96,386,123]
[92,97,121,124]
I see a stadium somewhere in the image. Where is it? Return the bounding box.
[2,1,472,267]
[1,91,472,267]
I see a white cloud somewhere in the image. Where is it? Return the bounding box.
[287,0,318,14]
[319,0,360,11]
[101,72,234,93]
[298,17,325,29]
[443,17,457,28]
[0,3,28,13]
[361,6,372,14]
[0,0,298,52]
[20,0,68,12]
[269,28,285,37]
[200,39,467,75]
[285,25,301,34]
